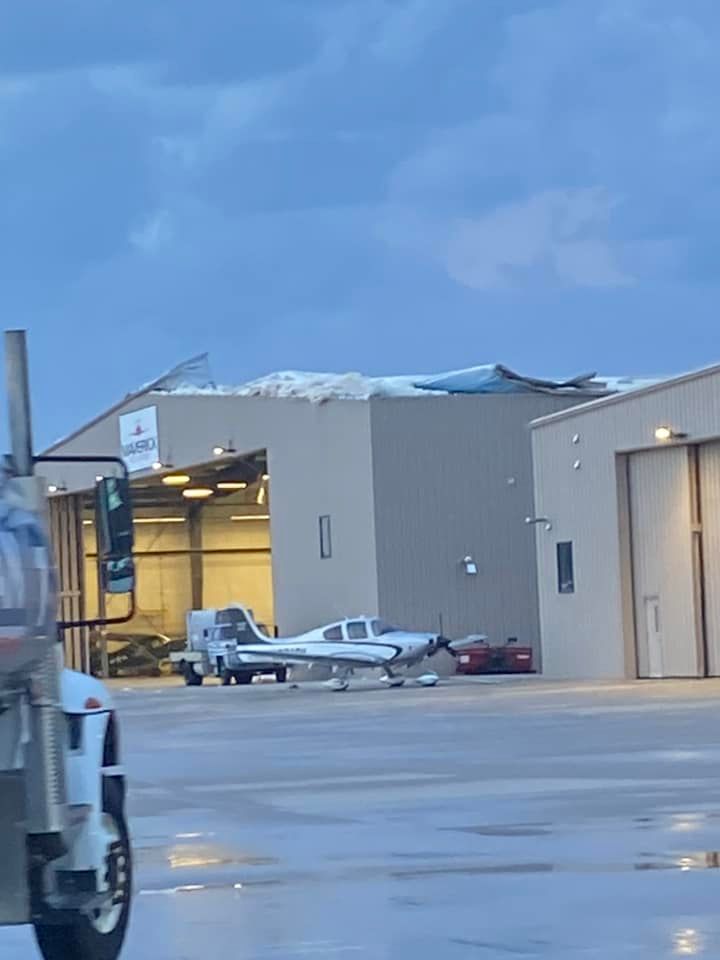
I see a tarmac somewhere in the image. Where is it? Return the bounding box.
[4,674,720,958]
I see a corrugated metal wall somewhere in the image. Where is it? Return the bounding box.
[629,447,700,678]
[699,442,720,675]
[370,393,582,649]
[533,368,720,680]
[48,495,88,672]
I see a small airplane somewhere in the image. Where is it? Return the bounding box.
[212,605,484,691]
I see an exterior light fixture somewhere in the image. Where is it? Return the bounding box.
[213,441,237,457]
[654,425,687,442]
[162,474,191,487]
[573,460,582,470]
[216,481,248,491]
[95,475,104,483]
[525,516,553,532]
[48,482,67,494]
[462,555,478,575]
[182,487,214,500]
[152,461,163,471]
[261,473,270,481]
[231,514,270,521]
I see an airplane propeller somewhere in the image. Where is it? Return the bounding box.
[429,634,488,657]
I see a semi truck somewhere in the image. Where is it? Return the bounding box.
[0,331,136,960]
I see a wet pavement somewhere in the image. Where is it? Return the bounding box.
[5,676,720,957]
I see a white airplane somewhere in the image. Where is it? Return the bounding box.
[214,605,484,691]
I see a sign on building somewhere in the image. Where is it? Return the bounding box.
[119,405,159,473]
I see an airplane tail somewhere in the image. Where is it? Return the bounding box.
[217,604,272,645]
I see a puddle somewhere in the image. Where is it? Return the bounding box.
[134,842,278,870]
[445,823,551,838]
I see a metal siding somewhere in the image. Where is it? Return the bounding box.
[370,394,582,650]
[699,442,720,675]
[44,394,378,636]
[533,371,720,679]
[629,447,698,678]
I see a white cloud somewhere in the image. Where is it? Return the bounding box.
[445,189,633,290]
[129,209,173,255]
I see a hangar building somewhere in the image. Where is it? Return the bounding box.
[532,364,720,681]
[43,356,640,673]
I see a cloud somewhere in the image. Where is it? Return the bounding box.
[129,210,173,255]
[444,189,632,290]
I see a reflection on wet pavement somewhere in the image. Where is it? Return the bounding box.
[6,678,720,957]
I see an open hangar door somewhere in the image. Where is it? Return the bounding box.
[81,450,274,677]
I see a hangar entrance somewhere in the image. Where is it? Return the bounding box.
[82,451,273,677]
[629,442,720,679]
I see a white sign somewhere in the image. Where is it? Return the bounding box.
[119,405,159,473]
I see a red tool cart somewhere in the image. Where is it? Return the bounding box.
[456,638,534,675]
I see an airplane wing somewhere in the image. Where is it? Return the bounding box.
[234,643,397,670]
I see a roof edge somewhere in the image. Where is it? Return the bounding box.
[530,362,720,430]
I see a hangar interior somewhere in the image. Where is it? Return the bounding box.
[80,450,275,672]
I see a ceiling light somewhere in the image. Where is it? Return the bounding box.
[83,519,93,526]
[133,517,185,524]
[162,474,191,487]
[182,487,214,500]
[216,481,248,491]
[256,485,266,506]
[231,514,270,521]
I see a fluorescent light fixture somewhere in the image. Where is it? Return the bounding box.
[231,514,270,521]
[182,487,214,500]
[256,485,266,506]
[134,517,186,524]
[83,519,93,526]
[216,481,248,490]
[162,474,191,486]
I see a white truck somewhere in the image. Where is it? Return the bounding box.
[0,330,135,960]
[171,605,287,686]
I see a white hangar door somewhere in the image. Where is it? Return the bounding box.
[699,442,720,676]
[629,447,701,678]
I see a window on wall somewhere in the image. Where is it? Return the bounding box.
[319,515,332,559]
[557,541,575,594]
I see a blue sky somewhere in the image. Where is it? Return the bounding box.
[1,0,718,444]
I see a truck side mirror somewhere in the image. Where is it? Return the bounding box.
[96,477,135,595]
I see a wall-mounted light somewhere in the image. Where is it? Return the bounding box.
[213,441,237,457]
[462,555,478,575]
[655,425,687,442]
[182,487,214,500]
[572,433,581,445]
[162,474,191,486]
[95,474,104,483]
[47,482,67,494]
[261,473,270,481]
[152,461,163,471]
[231,514,270,522]
[525,516,553,532]
[573,460,582,470]
[217,481,248,491]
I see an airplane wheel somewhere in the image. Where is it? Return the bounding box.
[34,779,132,960]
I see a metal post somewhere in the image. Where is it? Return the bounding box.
[4,329,68,847]
[5,330,34,477]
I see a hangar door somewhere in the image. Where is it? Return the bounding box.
[699,442,720,676]
[629,447,701,678]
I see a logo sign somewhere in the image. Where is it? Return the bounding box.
[119,405,159,473]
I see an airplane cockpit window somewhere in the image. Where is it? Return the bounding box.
[371,619,397,637]
[323,625,343,641]
[347,621,368,639]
